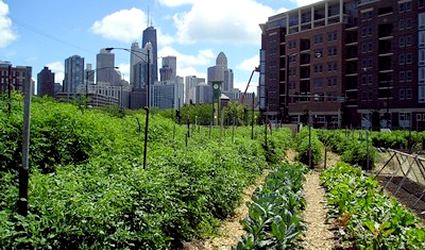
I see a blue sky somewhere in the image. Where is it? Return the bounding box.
[0,0,320,92]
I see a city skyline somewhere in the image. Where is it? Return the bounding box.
[0,0,318,93]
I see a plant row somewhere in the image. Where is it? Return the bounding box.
[0,94,293,249]
[318,130,376,170]
[295,127,324,167]
[236,162,309,249]
[320,162,425,249]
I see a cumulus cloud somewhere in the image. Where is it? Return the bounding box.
[116,63,130,82]
[291,0,323,7]
[158,46,215,68]
[157,0,197,7]
[173,0,276,45]
[46,61,64,84]
[237,55,259,72]
[90,8,147,42]
[0,1,17,48]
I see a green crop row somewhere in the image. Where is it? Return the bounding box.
[320,162,425,249]
[318,130,376,170]
[0,93,294,249]
[295,127,324,167]
[236,162,309,249]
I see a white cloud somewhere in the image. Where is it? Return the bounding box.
[0,1,17,48]
[157,0,197,7]
[292,0,323,7]
[90,8,147,42]
[158,46,214,68]
[157,28,174,46]
[237,55,259,72]
[178,66,206,79]
[116,63,130,82]
[173,0,276,45]
[46,61,64,84]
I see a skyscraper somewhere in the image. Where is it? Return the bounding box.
[185,75,205,104]
[37,66,55,97]
[142,26,158,83]
[160,56,177,81]
[207,52,234,96]
[96,49,121,85]
[130,41,143,88]
[64,55,84,96]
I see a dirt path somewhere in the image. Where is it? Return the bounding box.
[182,169,270,250]
[301,171,336,249]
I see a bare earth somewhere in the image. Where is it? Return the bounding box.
[301,171,336,249]
[182,169,270,250]
[183,150,339,249]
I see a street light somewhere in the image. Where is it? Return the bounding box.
[85,66,119,107]
[105,45,152,169]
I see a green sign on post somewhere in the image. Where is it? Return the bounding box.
[211,81,222,126]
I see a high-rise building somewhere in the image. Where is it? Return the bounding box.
[64,55,84,97]
[151,77,184,109]
[130,41,143,88]
[96,49,121,85]
[261,0,425,129]
[37,66,55,97]
[194,82,212,104]
[142,26,158,83]
[160,56,177,81]
[0,61,33,95]
[185,75,205,104]
[207,52,234,95]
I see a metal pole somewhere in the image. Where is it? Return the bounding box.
[8,65,11,113]
[143,48,150,170]
[251,92,255,140]
[19,71,32,216]
[308,117,312,169]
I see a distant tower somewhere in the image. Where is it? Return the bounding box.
[130,41,142,88]
[142,26,158,82]
[207,52,234,92]
[37,66,55,97]
[160,56,177,81]
[185,75,205,104]
[64,55,84,96]
[96,49,121,85]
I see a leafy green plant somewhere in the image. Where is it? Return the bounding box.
[237,162,308,249]
[295,127,323,167]
[320,162,425,249]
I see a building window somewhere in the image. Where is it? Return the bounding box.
[406,18,412,29]
[327,77,337,86]
[399,54,405,65]
[327,31,337,41]
[328,47,337,56]
[406,70,413,82]
[420,0,425,8]
[399,19,405,30]
[406,35,412,46]
[313,78,323,88]
[419,67,425,84]
[419,13,425,30]
[419,86,425,103]
[406,53,412,64]
[419,31,425,48]
[406,88,413,99]
[288,40,297,49]
[400,88,406,100]
[314,64,323,73]
[314,34,323,44]
[399,36,405,48]
[399,71,406,82]
[419,49,425,66]
[399,1,412,12]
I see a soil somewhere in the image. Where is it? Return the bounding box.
[181,169,270,250]
[183,149,340,249]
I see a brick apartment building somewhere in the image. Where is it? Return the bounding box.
[260,0,425,130]
[0,62,33,96]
